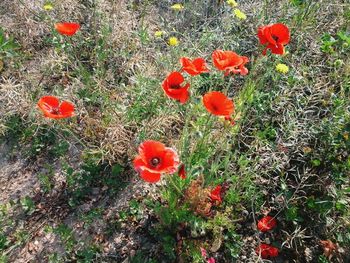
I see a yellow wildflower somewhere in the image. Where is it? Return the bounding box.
[171,3,184,11]
[43,3,54,11]
[168,37,179,46]
[227,0,238,7]
[154,31,164,37]
[276,63,289,74]
[233,9,247,20]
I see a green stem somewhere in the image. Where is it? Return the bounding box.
[58,123,87,148]
[168,174,183,196]
[188,114,212,165]
[264,0,269,23]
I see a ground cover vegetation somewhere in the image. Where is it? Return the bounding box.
[0,0,349,262]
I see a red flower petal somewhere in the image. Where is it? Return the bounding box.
[212,50,242,71]
[257,26,269,45]
[167,71,185,86]
[212,50,249,76]
[203,91,234,116]
[257,23,290,56]
[55,22,80,36]
[139,140,167,165]
[133,156,146,172]
[59,101,75,117]
[140,170,162,183]
[256,244,279,259]
[257,216,277,232]
[162,71,190,104]
[133,140,179,183]
[37,96,74,119]
[266,43,285,55]
[180,57,209,76]
[210,185,222,204]
[178,164,186,179]
[270,23,290,45]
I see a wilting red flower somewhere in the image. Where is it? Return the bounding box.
[180,57,209,76]
[320,240,337,259]
[257,216,277,232]
[37,96,75,119]
[178,164,186,179]
[200,247,216,263]
[257,23,290,55]
[200,247,207,258]
[210,185,222,204]
[212,50,249,76]
[133,140,179,183]
[55,22,80,36]
[203,91,234,116]
[224,116,236,126]
[162,71,190,104]
[256,244,279,259]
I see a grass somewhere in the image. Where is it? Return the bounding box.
[0,0,349,262]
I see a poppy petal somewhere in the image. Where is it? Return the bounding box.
[256,244,279,259]
[212,50,247,76]
[139,140,166,166]
[38,96,60,110]
[180,57,207,76]
[133,140,179,182]
[257,26,269,45]
[133,156,147,172]
[157,147,179,173]
[140,170,162,183]
[203,91,234,116]
[55,22,80,36]
[210,185,222,204]
[59,101,75,117]
[263,27,278,46]
[178,164,186,179]
[270,23,290,45]
[180,57,191,68]
[167,71,184,86]
[162,72,190,104]
[267,43,285,55]
[192,58,209,73]
[37,96,75,119]
[257,216,277,232]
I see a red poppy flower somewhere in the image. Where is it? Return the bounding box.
[256,244,279,259]
[320,240,337,259]
[133,140,179,183]
[257,23,290,55]
[162,71,190,104]
[257,216,277,232]
[37,96,75,119]
[178,164,186,179]
[203,91,234,117]
[180,57,209,76]
[55,22,81,36]
[212,50,249,76]
[210,185,222,204]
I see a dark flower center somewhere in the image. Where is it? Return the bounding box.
[272,35,279,43]
[50,107,60,114]
[150,157,161,167]
[170,84,181,89]
[211,103,219,112]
